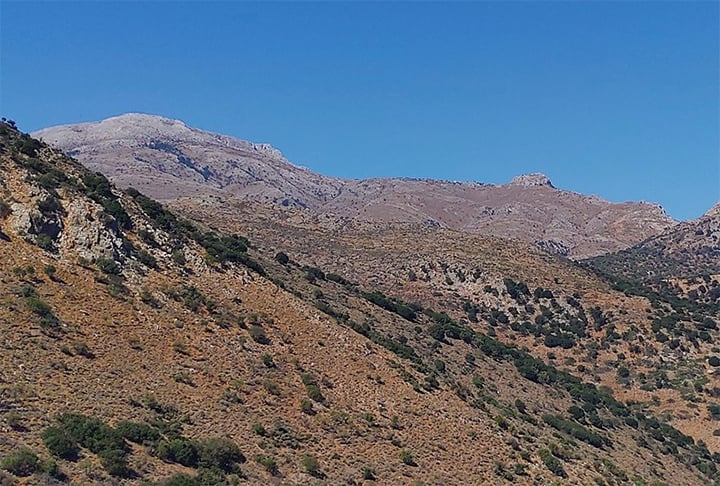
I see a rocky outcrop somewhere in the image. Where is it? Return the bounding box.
[60,197,125,261]
[509,173,554,188]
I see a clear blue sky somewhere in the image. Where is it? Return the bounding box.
[1,1,718,220]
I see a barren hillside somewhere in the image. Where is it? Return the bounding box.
[2,122,717,485]
[33,114,675,259]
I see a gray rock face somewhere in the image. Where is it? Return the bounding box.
[34,113,677,259]
[60,198,125,261]
[6,186,124,261]
[509,173,554,188]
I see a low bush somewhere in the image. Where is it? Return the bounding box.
[302,454,321,476]
[538,448,566,477]
[156,438,200,467]
[42,426,80,460]
[256,455,279,475]
[197,437,245,472]
[0,448,40,477]
[116,421,161,445]
[399,449,416,466]
[248,325,270,344]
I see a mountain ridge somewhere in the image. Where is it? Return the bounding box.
[3,119,720,485]
[33,113,675,259]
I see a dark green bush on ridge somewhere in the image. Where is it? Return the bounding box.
[42,426,80,460]
[126,187,265,274]
[41,414,132,476]
[116,421,161,445]
[538,448,566,477]
[156,438,200,467]
[95,257,122,275]
[361,290,418,321]
[197,437,245,472]
[155,437,245,473]
[542,414,609,448]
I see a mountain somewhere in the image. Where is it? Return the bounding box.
[587,201,720,284]
[586,201,720,310]
[4,121,720,485]
[33,113,675,259]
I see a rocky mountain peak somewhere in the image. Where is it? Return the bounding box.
[33,115,675,259]
[509,172,554,188]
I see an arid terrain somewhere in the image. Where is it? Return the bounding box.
[1,119,719,485]
[34,114,675,259]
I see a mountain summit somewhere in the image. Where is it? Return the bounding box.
[34,113,675,259]
[509,173,554,188]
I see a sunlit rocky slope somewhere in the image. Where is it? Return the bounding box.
[1,121,718,484]
[34,113,675,259]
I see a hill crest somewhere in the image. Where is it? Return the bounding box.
[34,113,675,259]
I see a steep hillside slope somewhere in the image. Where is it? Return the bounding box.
[33,114,675,259]
[176,196,720,461]
[586,203,720,314]
[2,123,718,485]
[588,204,720,284]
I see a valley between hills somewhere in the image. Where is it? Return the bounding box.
[1,115,719,485]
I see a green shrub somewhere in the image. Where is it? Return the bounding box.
[305,384,324,403]
[42,426,80,460]
[0,198,11,218]
[26,296,59,329]
[538,448,565,477]
[542,414,608,448]
[399,449,416,466]
[173,372,194,386]
[136,249,157,269]
[197,437,245,472]
[362,290,418,321]
[248,325,270,345]
[326,272,353,286]
[5,411,23,431]
[261,353,275,368]
[16,135,43,156]
[148,473,199,486]
[256,455,279,475]
[494,414,509,430]
[303,266,326,282]
[99,448,131,477]
[155,438,199,467]
[263,380,281,396]
[116,421,161,445]
[708,404,720,419]
[300,398,314,414]
[36,233,56,252]
[95,257,121,275]
[252,422,266,436]
[274,252,289,265]
[0,447,40,476]
[43,264,56,279]
[56,413,127,457]
[302,454,321,476]
[171,250,187,266]
[72,341,94,358]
